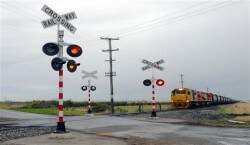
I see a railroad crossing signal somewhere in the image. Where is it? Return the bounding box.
[81,70,98,114]
[41,5,82,73]
[141,59,165,117]
[41,4,81,133]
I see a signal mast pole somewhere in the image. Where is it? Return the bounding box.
[100,37,119,114]
[57,24,66,132]
[180,74,184,89]
[151,68,156,117]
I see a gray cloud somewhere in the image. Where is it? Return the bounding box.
[0,0,249,102]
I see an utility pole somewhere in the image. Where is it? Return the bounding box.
[100,37,119,114]
[180,74,184,89]
[207,87,209,93]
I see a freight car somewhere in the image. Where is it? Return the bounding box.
[171,88,236,109]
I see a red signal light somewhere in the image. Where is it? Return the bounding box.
[156,79,165,86]
[67,45,82,57]
[67,60,80,72]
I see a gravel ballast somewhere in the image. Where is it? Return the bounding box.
[126,106,239,125]
[0,126,56,143]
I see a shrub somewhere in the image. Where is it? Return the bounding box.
[116,107,128,114]
[64,100,74,107]
[92,103,110,113]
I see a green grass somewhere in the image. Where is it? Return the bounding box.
[0,104,170,116]
[0,104,19,109]
[0,105,88,116]
[13,107,88,116]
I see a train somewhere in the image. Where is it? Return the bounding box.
[171,88,237,109]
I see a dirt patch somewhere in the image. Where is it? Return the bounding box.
[0,118,19,122]
[126,136,171,145]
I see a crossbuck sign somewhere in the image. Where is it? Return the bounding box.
[141,59,165,71]
[41,4,77,34]
[82,70,98,80]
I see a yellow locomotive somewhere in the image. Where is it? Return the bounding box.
[171,88,234,109]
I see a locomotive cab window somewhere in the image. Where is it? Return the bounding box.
[187,91,191,95]
[175,90,186,94]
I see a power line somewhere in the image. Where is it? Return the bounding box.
[119,0,242,38]
[102,0,213,37]
[117,0,233,37]
[77,0,238,47]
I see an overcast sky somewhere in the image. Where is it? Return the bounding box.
[0,0,249,102]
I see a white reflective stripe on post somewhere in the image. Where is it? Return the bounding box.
[59,111,63,117]
[59,76,63,82]
[59,99,63,105]
[59,88,63,93]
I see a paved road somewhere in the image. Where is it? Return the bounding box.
[1,109,250,145]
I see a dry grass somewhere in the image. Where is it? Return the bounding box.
[217,103,250,114]
[235,116,250,122]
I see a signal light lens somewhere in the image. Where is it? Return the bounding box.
[67,45,82,57]
[143,79,152,86]
[90,86,96,91]
[67,60,80,73]
[51,57,65,71]
[43,43,59,56]
[156,79,165,86]
[81,86,87,91]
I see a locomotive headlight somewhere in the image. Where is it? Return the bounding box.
[186,100,189,102]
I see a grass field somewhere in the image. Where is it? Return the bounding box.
[0,104,170,116]
[216,102,250,122]
[216,103,250,114]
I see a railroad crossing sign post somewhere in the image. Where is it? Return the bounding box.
[41,4,79,133]
[81,70,98,114]
[141,59,165,117]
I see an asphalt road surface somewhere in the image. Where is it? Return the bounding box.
[0,109,250,145]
